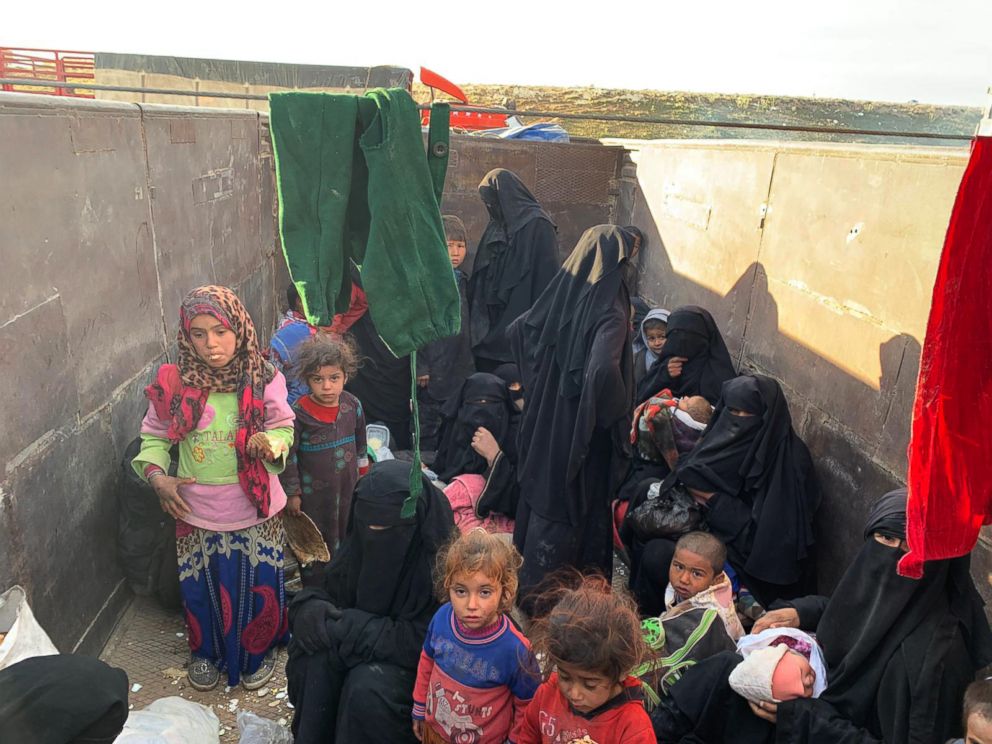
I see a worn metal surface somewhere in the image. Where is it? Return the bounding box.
[441,136,624,270]
[0,94,281,652]
[617,138,983,596]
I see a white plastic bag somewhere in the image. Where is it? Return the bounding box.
[114,697,219,744]
[0,585,59,671]
[237,710,293,744]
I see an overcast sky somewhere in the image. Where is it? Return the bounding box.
[6,0,992,106]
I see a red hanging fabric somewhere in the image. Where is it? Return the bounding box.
[900,136,992,578]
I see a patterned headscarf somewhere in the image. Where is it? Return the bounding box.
[145,286,276,517]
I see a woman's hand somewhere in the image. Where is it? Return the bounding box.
[247,432,278,461]
[668,356,688,378]
[412,720,424,742]
[471,427,501,467]
[687,487,714,505]
[286,495,303,517]
[751,607,801,634]
[749,700,778,724]
[151,475,195,520]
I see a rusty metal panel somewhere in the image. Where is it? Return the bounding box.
[141,108,264,339]
[438,136,625,268]
[0,97,164,417]
[0,413,125,652]
[0,295,77,467]
[534,143,622,205]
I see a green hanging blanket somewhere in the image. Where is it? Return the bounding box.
[270,88,456,513]
[268,88,458,357]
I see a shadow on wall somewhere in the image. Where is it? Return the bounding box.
[629,198,923,595]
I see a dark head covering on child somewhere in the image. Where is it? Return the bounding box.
[677,375,818,587]
[636,306,735,405]
[144,285,276,517]
[442,214,468,246]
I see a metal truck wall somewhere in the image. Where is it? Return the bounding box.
[0,94,281,653]
[0,95,625,653]
[439,135,625,268]
[614,139,992,598]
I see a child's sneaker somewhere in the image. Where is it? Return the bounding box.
[242,648,278,690]
[187,657,220,691]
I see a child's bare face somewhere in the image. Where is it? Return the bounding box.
[967,712,992,744]
[644,326,667,355]
[188,314,237,369]
[307,365,346,407]
[447,240,467,269]
[669,548,718,599]
[790,651,816,698]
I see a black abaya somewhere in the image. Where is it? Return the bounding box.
[0,655,130,744]
[468,169,558,367]
[345,268,413,449]
[775,489,992,744]
[287,460,454,744]
[635,305,735,405]
[509,225,636,609]
[433,372,520,517]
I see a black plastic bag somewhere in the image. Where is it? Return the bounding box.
[626,480,704,541]
[118,436,181,607]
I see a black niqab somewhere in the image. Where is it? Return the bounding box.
[636,306,735,405]
[434,373,517,482]
[677,375,818,586]
[520,225,636,398]
[510,225,636,524]
[469,169,558,363]
[806,489,992,743]
[322,460,453,620]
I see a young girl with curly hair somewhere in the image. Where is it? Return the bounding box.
[412,529,538,744]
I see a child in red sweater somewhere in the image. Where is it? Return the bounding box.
[517,577,655,744]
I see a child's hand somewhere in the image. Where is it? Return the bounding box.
[412,720,424,742]
[749,700,778,724]
[151,476,195,520]
[286,495,303,516]
[247,432,279,461]
[471,427,501,467]
[416,375,430,388]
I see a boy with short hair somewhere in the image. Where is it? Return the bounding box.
[664,532,743,641]
[636,532,743,699]
[949,678,992,744]
[416,215,475,450]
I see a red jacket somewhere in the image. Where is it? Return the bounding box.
[516,674,654,744]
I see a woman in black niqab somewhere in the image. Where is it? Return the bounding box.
[635,305,736,405]
[469,169,559,372]
[433,372,521,518]
[509,224,637,612]
[286,460,454,744]
[625,374,818,613]
[773,488,992,744]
